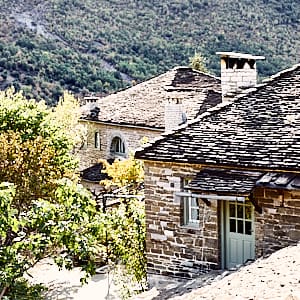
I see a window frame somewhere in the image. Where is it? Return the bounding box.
[110,136,126,156]
[182,178,200,226]
[94,131,101,149]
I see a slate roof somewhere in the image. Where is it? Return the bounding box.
[185,168,300,195]
[256,172,300,190]
[80,163,108,182]
[186,168,263,196]
[81,67,221,129]
[135,64,300,172]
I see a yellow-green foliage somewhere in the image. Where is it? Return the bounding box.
[189,52,208,73]
[100,154,144,193]
[98,155,146,298]
[0,89,102,298]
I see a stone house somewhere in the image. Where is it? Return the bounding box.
[135,53,300,278]
[77,67,221,172]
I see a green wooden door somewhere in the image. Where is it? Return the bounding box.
[225,200,255,269]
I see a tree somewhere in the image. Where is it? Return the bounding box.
[100,154,144,193]
[189,52,208,73]
[0,89,101,299]
[98,155,146,299]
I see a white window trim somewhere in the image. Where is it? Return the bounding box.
[182,178,199,226]
[184,196,200,226]
[94,132,101,149]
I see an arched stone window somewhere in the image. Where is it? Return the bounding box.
[110,136,126,156]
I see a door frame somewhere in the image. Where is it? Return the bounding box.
[220,200,226,269]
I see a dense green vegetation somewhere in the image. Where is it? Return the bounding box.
[0,90,146,299]
[0,0,299,104]
[0,90,101,298]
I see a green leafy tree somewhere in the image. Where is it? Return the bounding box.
[0,89,101,299]
[99,155,146,299]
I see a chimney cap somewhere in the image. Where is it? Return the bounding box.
[216,52,265,60]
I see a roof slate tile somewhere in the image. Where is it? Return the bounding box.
[81,67,221,129]
[136,64,300,172]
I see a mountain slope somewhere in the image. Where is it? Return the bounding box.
[0,0,299,104]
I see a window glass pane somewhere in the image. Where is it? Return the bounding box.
[183,197,187,224]
[237,205,243,219]
[191,198,197,207]
[238,220,244,234]
[95,132,100,148]
[121,141,125,153]
[111,137,125,154]
[245,221,252,235]
[191,208,199,222]
[229,203,236,217]
[245,206,252,220]
[230,219,236,232]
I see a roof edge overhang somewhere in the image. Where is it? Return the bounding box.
[216,51,265,60]
[80,119,165,131]
[185,188,250,197]
[136,158,300,174]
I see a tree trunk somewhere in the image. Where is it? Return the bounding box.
[0,286,8,299]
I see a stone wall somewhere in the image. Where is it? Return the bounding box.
[144,160,300,278]
[77,121,161,169]
[144,161,220,279]
[254,188,300,257]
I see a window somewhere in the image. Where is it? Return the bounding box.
[182,178,199,226]
[79,135,88,150]
[229,201,253,235]
[94,132,101,149]
[184,196,200,225]
[110,136,125,155]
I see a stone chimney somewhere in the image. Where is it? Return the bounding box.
[164,96,187,132]
[216,52,265,102]
[84,96,100,104]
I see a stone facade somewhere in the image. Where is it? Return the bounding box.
[144,160,300,278]
[77,120,162,169]
[254,188,300,257]
[144,161,220,278]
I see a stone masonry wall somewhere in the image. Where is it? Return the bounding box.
[77,121,161,169]
[254,188,300,257]
[144,161,220,279]
[144,161,300,279]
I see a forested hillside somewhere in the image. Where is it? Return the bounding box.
[0,0,299,105]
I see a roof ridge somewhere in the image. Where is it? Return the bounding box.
[189,68,220,81]
[99,66,221,100]
[135,62,300,157]
[262,62,300,83]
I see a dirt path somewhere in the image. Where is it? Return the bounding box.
[26,258,120,300]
